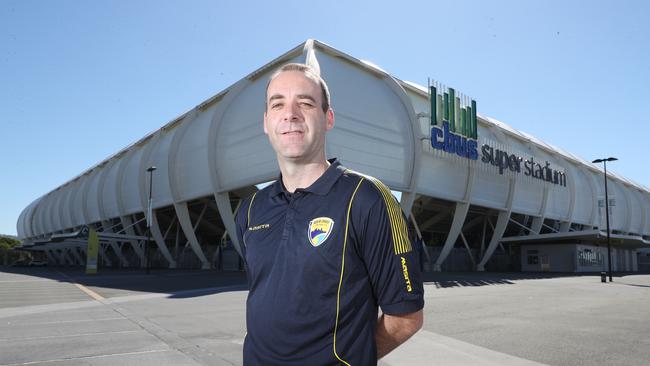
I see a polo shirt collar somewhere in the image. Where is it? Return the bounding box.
[269,158,343,197]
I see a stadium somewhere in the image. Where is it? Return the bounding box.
[15,40,650,273]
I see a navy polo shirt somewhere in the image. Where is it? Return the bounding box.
[235,159,424,366]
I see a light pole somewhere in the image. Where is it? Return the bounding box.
[592,157,617,282]
[145,166,157,274]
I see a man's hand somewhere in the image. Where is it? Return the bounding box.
[375,309,423,359]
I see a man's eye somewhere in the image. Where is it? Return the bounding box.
[271,103,283,109]
[300,102,314,108]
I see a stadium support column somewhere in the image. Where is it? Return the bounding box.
[637,191,648,236]
[214,192,243,257]
[45,250,57,265]
[78,247,87,264]
[433,202,470,271]
[54,249,65,265]
[559,164,577,233]
[78,247,87,265]
[98,243,112,267]
[620,183,633,234]
[477,177,516,271]
[101,221,129,267]
[530,217,544,235]
[174,202,210,269]
[477,210,510,271]
[399,192,417,219]
[559,222,571,232]
[529,145,550,235]
[57,248,72,266]
[69,247,84,266]
[66,249,77,266]
[434,144,476,271]
[149,212,177,269]
[120,216,146,266]
[410,212,431,264]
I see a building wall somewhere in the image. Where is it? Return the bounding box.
[522,243,638,272]
[521,244,577,272]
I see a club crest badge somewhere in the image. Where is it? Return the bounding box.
[308,217,334,247]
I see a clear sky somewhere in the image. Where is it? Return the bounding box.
[1,0,648,236]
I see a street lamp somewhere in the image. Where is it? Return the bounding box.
[592,157,617,282]
[145,166,157,274]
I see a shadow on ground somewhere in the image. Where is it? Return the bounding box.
[2,266,643,296]
[420,271,630,288]
[0,266,248,299]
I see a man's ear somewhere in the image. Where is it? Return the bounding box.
[263,112,269,134]
[325,108,335,131]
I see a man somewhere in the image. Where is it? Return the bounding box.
[235,63,424,365]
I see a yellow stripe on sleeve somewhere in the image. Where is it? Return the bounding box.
[366,177,412,255]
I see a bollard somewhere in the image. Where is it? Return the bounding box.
[600,272,607,283]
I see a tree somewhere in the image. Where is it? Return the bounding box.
[0,236,21,265]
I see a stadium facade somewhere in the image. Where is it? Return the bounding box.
[16,40,650,272]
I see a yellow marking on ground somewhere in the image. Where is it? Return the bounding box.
[73,283,106,302]
[56,270,106,302]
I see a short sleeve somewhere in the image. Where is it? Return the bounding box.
[353,180,424,315]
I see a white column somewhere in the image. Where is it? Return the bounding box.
[69,247,84,266]
[477,172,516,271]
[98,243,112,267]
[214,192,242,257]
[119,215,145,266]
[433,202,470,271]
[101,221,129,267]
[173,202,209,269]
[150,212,178,268]
[45,250,57,265]
[477,210,511,271]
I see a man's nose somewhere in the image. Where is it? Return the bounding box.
[283,102,302,121]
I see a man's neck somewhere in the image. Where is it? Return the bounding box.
[278,158,330,193]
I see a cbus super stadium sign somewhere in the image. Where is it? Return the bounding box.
[429,84,478,160]
[429,82,566,187]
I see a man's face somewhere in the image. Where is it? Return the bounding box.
[264,70,334,164]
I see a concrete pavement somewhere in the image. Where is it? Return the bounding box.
[1,267,649,365]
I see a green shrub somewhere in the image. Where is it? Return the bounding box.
[0,237,22,265]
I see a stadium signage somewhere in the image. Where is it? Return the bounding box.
[431,121,478,160]
[429,82,566,187]
[481,145,567,186]
[429,84,478,160]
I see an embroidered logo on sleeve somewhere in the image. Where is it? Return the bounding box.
[308,217,334,247]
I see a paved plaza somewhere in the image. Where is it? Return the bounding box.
[0,267,649,365]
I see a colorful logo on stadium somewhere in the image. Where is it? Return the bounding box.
[308,217,334,247]
[429,82,478,160]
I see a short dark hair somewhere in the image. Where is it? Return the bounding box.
[265,63,331,113]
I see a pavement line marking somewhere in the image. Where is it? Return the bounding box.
[0,279,53,283]
[0,300,102,319]
[55,270,106,302]
[0,349,171,366]
[72,283,106,302]
[5,317,125,326]
[0,329,142,342]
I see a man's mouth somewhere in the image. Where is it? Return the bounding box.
[282,131,303,135]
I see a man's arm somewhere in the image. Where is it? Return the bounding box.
[375,309,423,359]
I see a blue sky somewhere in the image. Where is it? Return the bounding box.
[1,0,648,236]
